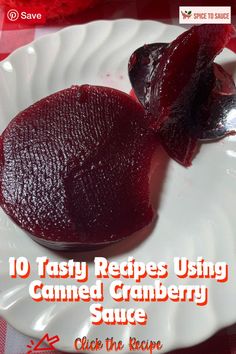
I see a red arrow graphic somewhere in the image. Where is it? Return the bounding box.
[26,333,60,353]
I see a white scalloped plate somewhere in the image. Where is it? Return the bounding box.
[0,20,236,353]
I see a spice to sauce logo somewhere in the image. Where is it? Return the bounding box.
[181,10,192,20]
[179,6,231,24]
[5,7,46,24]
